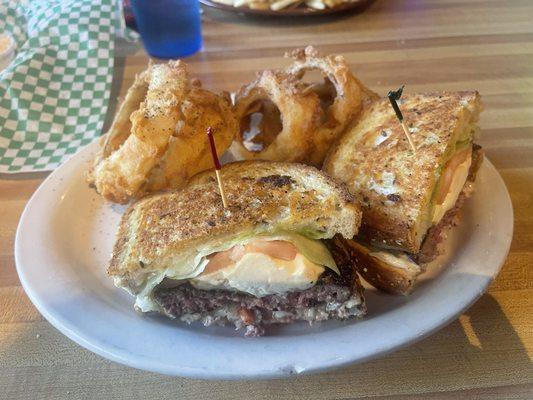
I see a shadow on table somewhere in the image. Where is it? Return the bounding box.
[285,293,532,397]
[1,293,531,399]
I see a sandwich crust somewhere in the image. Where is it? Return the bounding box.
[324,91,481,253]
[109,161,361,280]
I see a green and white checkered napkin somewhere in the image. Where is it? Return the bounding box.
[0,0,130,173]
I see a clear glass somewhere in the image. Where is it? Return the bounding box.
[131,0,202,59]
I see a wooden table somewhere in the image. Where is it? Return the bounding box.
[2,1,532,398]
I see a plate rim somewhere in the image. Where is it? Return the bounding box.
[14,140,514,379]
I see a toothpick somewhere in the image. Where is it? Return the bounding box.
[400,120,417,154]
[388,85,417,153]
[214,169,228,208]
[206,127,228,208]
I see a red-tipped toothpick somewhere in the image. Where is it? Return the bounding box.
[388,85,417,153]
[207,127,228,208]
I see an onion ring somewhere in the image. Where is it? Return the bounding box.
[229,70,321,163]
[88,61,189,203]
[88,61,236,204]
[285,46,363,166]
[144,88,237,192]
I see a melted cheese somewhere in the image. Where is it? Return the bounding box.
[190,252,325,297]
[368,250,420,272]
[431,152,472,224]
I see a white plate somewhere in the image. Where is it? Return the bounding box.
[15,139,513,379]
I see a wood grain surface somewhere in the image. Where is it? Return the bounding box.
[1,0,532,398]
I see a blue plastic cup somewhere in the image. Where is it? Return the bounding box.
[131,0,203,59]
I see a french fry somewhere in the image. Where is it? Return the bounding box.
[249,1,270,9]
[234,0,253,7]
[306,0,325,9]
[286,0,303,9]
[324,0,343,7]
[271,0,300,10]
[212,0,235,5]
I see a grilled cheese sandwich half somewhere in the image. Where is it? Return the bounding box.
[324,91,483,294]
[108,161,366,335]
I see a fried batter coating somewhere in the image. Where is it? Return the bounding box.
[286,46,362,166]
[230,47,369,167]
[88,61,236,204]
[145,88,236,192]
[230,70,321,162]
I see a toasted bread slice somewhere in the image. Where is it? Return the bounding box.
[337,145,483,295]
[324,91,481,254]
[337,237,421,295]
[109,161,362,285]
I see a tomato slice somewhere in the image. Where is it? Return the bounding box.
[245,240,298,261]
[203,240,298,274]
[435,147,471,205]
